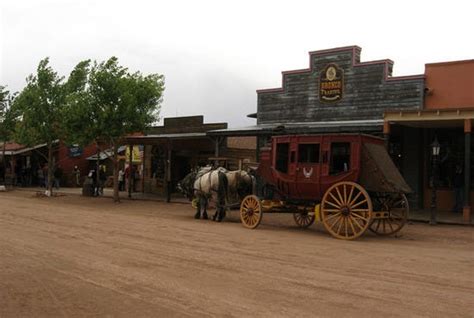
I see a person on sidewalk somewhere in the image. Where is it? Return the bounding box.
[118,168,125,191]
[73,166,81,187]
[98,166,107,196]
[54,165,63,190]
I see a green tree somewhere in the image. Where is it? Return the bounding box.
[65,57,164,202]
[0,86,17,184]
[13,58,89,194]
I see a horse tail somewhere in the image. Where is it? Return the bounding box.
[217,171,228,206]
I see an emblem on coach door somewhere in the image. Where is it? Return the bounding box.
[319,63,344,103]
[303,167,313,178]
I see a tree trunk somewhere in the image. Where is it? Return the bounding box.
[96,142,100,196]
[112,143,120,202]
[2,142,6,185]
[47,143,53,196]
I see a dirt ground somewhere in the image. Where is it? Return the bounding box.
[0,191,472,318]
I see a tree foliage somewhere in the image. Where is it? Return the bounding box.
[12,58,89,194]
[0,86,16,143]
[65,56,165,201]
[0,86,17,184]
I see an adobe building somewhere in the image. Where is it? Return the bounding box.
[210,46,473,223]
[0,141,99,187]
[385,59,473,222]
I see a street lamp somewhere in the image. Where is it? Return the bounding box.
[430,137,440,225]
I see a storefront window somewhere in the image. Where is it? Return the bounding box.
[429,129,474,188]
[151,145,165,179]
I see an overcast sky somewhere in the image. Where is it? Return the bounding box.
[1,0,473,127]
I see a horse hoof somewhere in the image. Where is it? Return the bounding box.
[203,214,209,220]
[194,214,200,219]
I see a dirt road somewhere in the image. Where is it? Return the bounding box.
[0,191,472,317]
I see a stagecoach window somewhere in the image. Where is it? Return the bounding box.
[275,143,289,173]
[298,144,320,163]
[330,142,350,175]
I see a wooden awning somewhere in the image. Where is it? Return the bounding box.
[384,108,474,130]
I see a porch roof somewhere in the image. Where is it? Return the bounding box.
[207,119,384,137]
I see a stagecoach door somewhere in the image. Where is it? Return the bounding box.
[320,136,356,195]
[295,136,322,199]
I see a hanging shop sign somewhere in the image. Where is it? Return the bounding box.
[68,145,83,158]
[319,63,344,103]
[126,145,143,163]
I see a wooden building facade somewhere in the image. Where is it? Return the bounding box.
[210,46,425,205]
[125,116,257,200]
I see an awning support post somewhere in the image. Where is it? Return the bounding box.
[463,119,471,223]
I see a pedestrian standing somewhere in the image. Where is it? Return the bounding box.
[37,166,44,187]
[118,168,125,191]
[98,166,107,195]
[73,165,81,187]
[54,165,63,190]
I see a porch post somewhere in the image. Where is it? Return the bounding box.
[383,121,391,150]
[463,119,471,223]
[165,140,172,203]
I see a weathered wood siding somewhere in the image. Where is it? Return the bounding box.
[257,47,424,124]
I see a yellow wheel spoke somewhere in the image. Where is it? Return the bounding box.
[325,200,341,209]
[325,212,341,221]
[324,208,341,213]
[343,184,347,205]
[352,212,369,222]
[351,199,368,209]
[344,217,349,237]
[348,191,362,206]
[349,215,363,231]
[335,187,344,206]
[329,192,342,206]
[348,217,356,235]
[330,215,343,230]
[346,185,355,207]
[336,216,344,234]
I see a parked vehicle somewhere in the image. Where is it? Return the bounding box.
[240,134,411,240]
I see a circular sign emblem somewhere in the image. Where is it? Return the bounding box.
[326,66,337,81]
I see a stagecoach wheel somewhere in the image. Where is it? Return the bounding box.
[293,211,315,228]
[240,195,263,229]
[321,182,372,240]
[369,193,408,236]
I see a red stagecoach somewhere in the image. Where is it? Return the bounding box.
[239,134,411,240]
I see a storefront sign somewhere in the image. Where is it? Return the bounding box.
[126,145,143,163]
[319,64,344,103]
[68,145,83,158]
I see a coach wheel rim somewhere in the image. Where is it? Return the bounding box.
[369,193,408,236]
[321,181,372,240]
[293,211,315,228]
[240,195,263,229]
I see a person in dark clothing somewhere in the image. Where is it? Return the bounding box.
[89,169,97,196]
[54,165,63,190]
[98,166,107,196]
[453,164,464,213]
